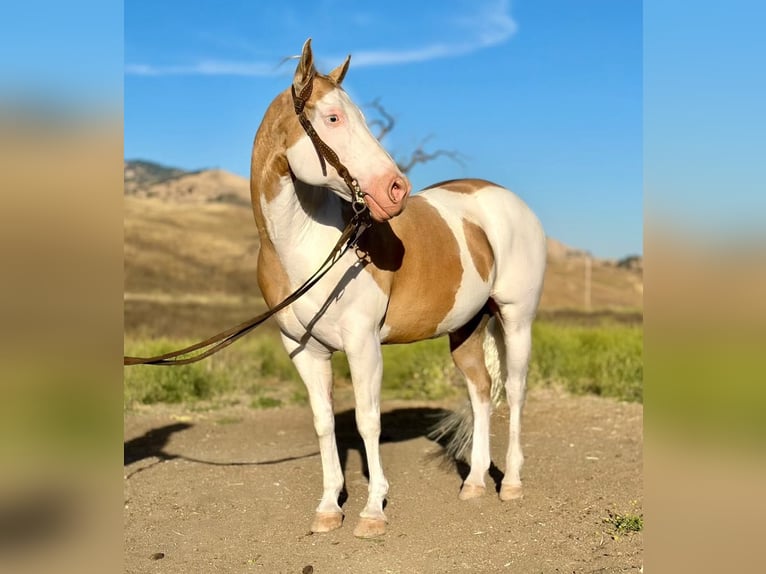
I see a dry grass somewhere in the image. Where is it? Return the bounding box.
[540,256,643,310]
[124,197,261,296]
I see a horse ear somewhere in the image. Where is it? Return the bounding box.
[293,38,315,94]
[327,55,351,85]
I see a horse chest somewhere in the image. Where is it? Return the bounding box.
[275,258,390,350]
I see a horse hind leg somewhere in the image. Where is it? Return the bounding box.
[447,306,496,500]
[496,305,534,501]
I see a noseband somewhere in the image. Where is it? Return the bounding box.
[291,72,368,215]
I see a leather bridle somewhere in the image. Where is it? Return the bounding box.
[291,70,368,215]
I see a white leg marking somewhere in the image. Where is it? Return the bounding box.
[499,311,533,500]
[281,335,344,527]
[345,336,389,536]
[461,382,491,495]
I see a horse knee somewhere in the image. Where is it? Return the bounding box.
[313,414,335,438]
[505,378,526,402]
[355,413,380,440]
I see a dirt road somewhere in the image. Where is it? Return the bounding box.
[124,388,642,573]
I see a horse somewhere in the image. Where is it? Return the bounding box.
[250,39,546,538]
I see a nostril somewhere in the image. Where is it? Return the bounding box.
[389,177,408,203]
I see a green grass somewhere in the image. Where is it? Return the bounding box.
[529,321,643,402]
[123,336,303,409]
[123,339,224,405]
[124,318,642,408]
[604,510,644,537]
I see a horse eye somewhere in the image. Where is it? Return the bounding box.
[327,114,340,124]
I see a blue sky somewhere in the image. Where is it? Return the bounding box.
[644,1,766,244]
[125,0,642,259]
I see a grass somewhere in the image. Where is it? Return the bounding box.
[123,336,303,409]
[529,320,643,402]
[124,316,642,409]
[123,339,223,405]
[604,510,644,538]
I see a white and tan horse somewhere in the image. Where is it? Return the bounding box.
[250,39,546,538]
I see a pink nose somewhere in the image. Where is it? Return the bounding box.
[387,175,411,204]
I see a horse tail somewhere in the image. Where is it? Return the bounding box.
[429,315,507,461]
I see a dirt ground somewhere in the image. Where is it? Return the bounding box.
[124,388,643,573]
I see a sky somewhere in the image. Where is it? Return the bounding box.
[124,0,643,259]
[644,1,766,245]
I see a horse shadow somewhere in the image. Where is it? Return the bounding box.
[123,407,505,495]
[124,421,319,478]
[124,422,192,466]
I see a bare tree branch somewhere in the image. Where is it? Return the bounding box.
[366,99,467,175]
[366,98,396,141]
[396,135,467,175]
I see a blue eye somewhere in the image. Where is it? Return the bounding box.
[327,114,339,123]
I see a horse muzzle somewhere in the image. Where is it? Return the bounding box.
[363,174,411,222]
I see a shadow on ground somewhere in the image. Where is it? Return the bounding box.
[123,407,505,494]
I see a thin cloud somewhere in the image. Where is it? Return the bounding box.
[350,0,517,68]
[125,60,278,77]
[126,0,516,77]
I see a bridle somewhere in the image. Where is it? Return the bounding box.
[124,73,371,366]
[291,70,369,215]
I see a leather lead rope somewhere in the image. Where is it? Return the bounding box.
[124,72,371,367]
[124,214,369,366]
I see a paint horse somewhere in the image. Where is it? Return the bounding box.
[250,40,546,538]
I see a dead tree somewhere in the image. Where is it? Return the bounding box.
[366,98,467,175]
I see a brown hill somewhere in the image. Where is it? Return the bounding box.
[125,160,250,206]
[124,159,191,192]
[124,164,641,335]
[541,238,643,310]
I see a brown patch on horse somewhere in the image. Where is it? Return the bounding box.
[422,178,496,194]
[462,219,494,282]
[255,237,291,309]
[358,197,463,343]
[360,196,463,343]
[250,91,293,206]
[449,305,493,401]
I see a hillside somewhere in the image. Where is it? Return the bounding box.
[125,159,250,206]
[124,159,193,193]
[124,161,642,335]
[540,238,643,310]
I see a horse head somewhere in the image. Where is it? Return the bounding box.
[286,39,411,222]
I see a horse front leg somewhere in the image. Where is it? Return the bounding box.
[281,334,345,532]
[345,336,389,538]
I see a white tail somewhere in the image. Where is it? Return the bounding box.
[430,316,507,460]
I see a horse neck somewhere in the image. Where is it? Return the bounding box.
[268,177,345,248]
[251,147,346,281]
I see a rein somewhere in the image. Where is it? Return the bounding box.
[124,74,370,367]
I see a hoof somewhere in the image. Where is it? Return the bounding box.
[353,517,386,538]
[458,483,486,500]
[311,512,343,533]
[499,483,523,501]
